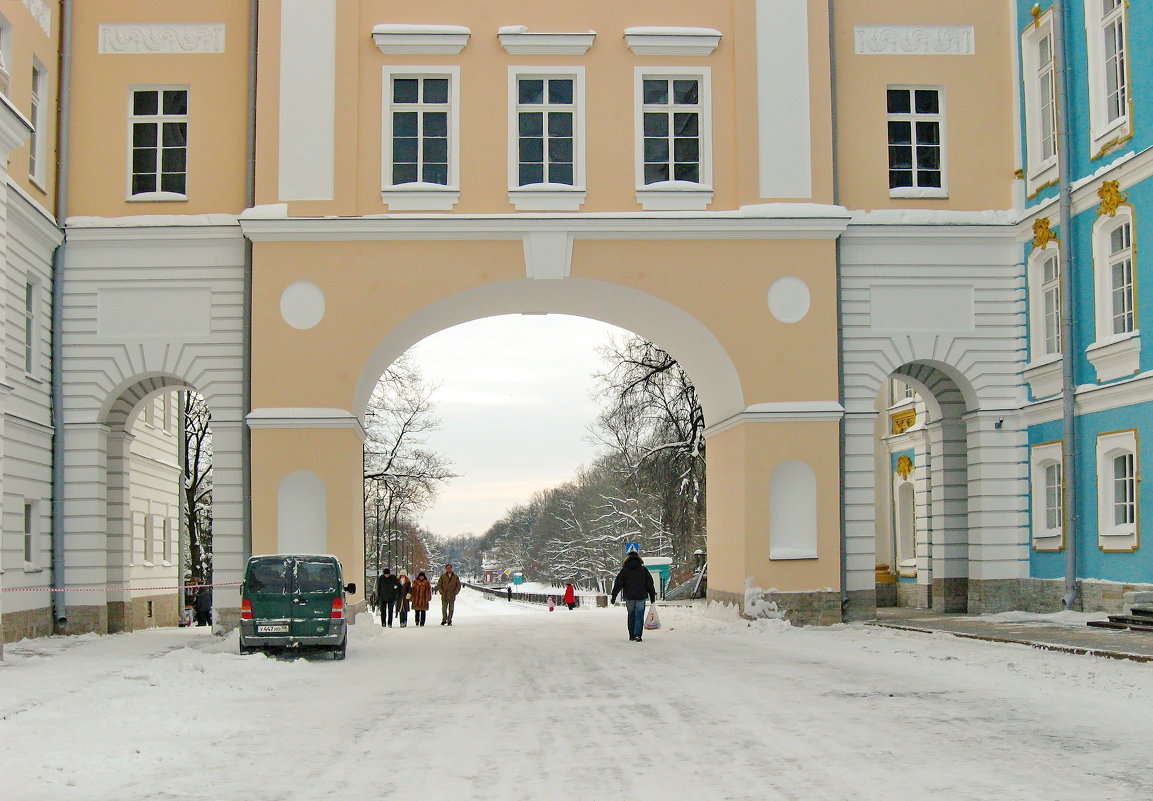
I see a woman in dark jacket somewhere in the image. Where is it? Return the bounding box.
[410,571,433,627]
[610,552,656,642]
[396,573,412,627]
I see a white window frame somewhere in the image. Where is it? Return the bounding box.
[23,500,39,569]
[1084,0,1131,159]
[381,66,461,211]
[1030,442,1064,551]
[23,278,38,378]
[1021,12,1059,196]
[634,67,713,211]
[1024,245,1063,397]
[1096,429,1139,551]
[1088,205,1140,381]
[507,67,586,211]
[28,60,46,187]
[162,517,175,564]
[0,13,11,96]
[885,85,947,199]
[127,86,189,201]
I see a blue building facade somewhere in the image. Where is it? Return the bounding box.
[1019,1,1153,606]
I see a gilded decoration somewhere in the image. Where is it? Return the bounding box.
[1097,180,1128,217]
[1032,217,1057,249]
[895,454,914,480]
[892,409,917,435]
[1013,168,1024,180]
[1030,5,1043,27]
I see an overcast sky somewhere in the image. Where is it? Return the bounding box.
[405,314,629,539]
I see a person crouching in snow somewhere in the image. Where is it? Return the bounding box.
[563,583,577,610]
[610,551,656,642]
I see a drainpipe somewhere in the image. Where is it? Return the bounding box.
[241,0,258,564]
[49,0,75,627]
[1052,2,1079,609]
[828,0,850,617]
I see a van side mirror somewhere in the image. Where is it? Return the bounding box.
[345,583,356,595]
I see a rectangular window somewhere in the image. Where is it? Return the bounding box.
[1102,0,1127,124]
[1096,430,1139,550]
[390,76,450,186]
[516,77,575,187]
[0,17,11,96]
[29,63,45,183]
[163,518,174,563]
[641,77,702,185]
[1037,35,1057,163]
[1044,462,1063,530]
[1112,452,1136,527]
[1022,14,1059,194]
[24,280,36,375]
[143,513,155,563]
[1108,222,1134,334]
[1030,442,1064,550]
[887,87,944,195]
[129,88,188,197]
[1041,253,1061,355]
[23,502,34,564]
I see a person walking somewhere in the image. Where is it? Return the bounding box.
[563,583,577,610]
[396,572,412,628]
[375,568,401,628]
[610,551,656,642]
[436,563,462,626]
[193,578,213,627]
[410,571,432,627]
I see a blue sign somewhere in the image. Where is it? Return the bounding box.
[625,542,640,554]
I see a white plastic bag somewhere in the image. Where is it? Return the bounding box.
[644,604,661,630]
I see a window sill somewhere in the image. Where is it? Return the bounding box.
[1026,159,1058,198]
[636,181,712,211]
[1098,530,1138,552]
[769,549,818,561]
[28,174,47,194]
[498,28,596,55]
[889,187,948,199]
[508,185,586,211]
[1090,118,1131,161]
[1023,354,1062,398]
[23,565,44,573]
[141,561,155,568]
[128,192,188,202]
[161,560,173,567]
[1086,331,1140,382]
[381,185,460,211]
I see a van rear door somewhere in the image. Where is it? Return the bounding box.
[245,556,294,635]
[291,557,341,638]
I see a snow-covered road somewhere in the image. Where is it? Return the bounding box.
[2,589,1151,801]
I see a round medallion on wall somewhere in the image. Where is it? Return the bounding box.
[280,281,325,330]
[767,276,810,324]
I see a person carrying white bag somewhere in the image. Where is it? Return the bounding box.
[609,550,657,643]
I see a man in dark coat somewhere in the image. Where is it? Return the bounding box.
[193,579,212,627]
[375,568,401,627]
[610,551,656,642]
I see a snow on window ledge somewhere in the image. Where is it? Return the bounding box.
[889,186,948,199]
[508,184,586,211]
[1024,355,1062,399]
[769,547,818,561]
[624,26,721,56]
[381,184,460,211]
[128,191,188,203]
[372,24,471,55]
[636,181,712,211]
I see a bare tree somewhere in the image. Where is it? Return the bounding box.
[182,391,213,584]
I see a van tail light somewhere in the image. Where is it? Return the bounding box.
[330,597,344,619]
[241,598,253,620]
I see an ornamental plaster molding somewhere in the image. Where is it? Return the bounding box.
[371,24,471,55]
[98,23,226,54]
[23,0,52,36]
[854,25,974,56]
[624,27,721,56]
[498,26,596,55]
[704,401,844,438]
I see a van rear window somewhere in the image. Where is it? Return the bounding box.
[246,558,290,594]
[297,560,339,593]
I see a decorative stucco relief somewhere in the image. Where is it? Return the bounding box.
[24,0,52,36]
[854,26,974,56]
[98,24,226,54]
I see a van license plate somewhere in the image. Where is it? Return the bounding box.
[257,624,289,633]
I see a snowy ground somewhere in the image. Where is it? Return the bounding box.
[2,589,1151,801]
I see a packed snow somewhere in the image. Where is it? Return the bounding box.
[2,589,1151,801]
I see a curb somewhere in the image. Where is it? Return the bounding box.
[868,621,1153,664]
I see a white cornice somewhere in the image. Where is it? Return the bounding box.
[705,401,844,438]
[1018,370,1153,427]
[0,93,33,157]
[239,207,851,242]
[624,27,721,56]
[1018,146,1153,236]
[6,182,63,249]
[246,408,366,441]
[498,27,596,55]
[372,24,470,54]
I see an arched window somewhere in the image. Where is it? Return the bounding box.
[1088,206,1140,381]
[1096,430,1139,552]
[1030,442,1063,551]
[1024,244,1062,398]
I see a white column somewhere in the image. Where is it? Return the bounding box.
[964,411,1029,579]
[208,419,246,613]
[105,430,135,608]
[842,408,880,593]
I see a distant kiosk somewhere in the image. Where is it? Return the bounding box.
[642,557,672,599]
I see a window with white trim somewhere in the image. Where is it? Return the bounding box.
[1085,0,1130,157]
[382,68,460,210]
[29,62,46,185]
[507,68,586,211]
[635,68,712,210]
[1029,246,1062,358]
[1030,442,1064,550]
[163,517,174,564]
[0,14,11,96]
[1097,430,1139,550]
[129,88,188,199]
[24,279,37,377]
[886,87,945,197]
[23,501,37,566]
[1088,207,1140,381]
[1022,13,1059,195]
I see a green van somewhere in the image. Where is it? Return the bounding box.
[239,554,356,659]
